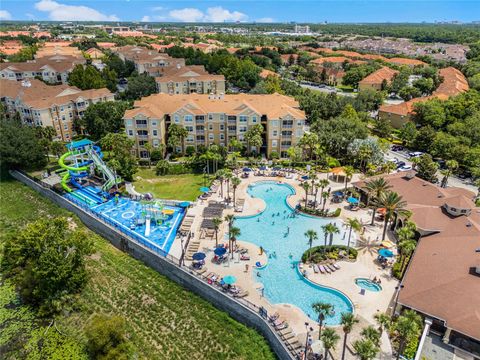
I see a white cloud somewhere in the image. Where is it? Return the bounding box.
[169,8,204,22]
[169,7,247,23]
[141,15,151,22]
[256,17,275,23]
[152,6,164,12]
[204,7,247,22]
[34,0,119,21]
[0,10,12,20]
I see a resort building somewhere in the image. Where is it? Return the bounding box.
[113,45,185,75]
[0,78,114,141]
[35,43,83,59]
[123,93,307,158]
[387,57,427,68]
[378,67,469,128]
[155,65,226,95]
[0,55,85,84]
[353,172,480,359]
[358,66,398,91]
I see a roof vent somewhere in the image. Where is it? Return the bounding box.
[21,80,31,88]
[466,222,472,227]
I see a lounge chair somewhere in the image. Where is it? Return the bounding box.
[327,264,336,272]
[234,290,249,298]
[269,312,280,322]
[313,265,319,274]
[240,254,250,261]
[333,263,341,270]
[278,328,293,336]
[323,265,331,274]
[274,321,289,330]
[282,332,295,341]
[318,264,325,274]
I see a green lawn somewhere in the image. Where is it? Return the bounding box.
[0,176,275,360]
[134,168,211,201]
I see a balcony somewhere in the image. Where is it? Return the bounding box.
[282,124,293,129]
[196,130,205,135]
[227,119,237,124]
[196,119,205,124]
[137,134,149,139]
[135,124,148,128]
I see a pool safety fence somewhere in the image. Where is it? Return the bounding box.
[11,170,296,360]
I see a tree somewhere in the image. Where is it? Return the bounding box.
[51,140,66,159]
[413,125,437,153]
[440,159,458,188]
[244,124,264,154]
[85,314,135,360]
[299,132,319,160]
[168,124,189,154]
[212,217,223,248]
[155,159,170,175]
[304,229,318,260]
[301,181,310,208]
[398,86,421,101]
[393,310,422,360]
[100,133,137,181]
[229,226,241,259]
[353,339,379,360]
[341,312,359,360]
[324,222,340,246]
[1,218,93,315]
[344,218,361,256]
[80,101,129,141]
[101,67,118,92]
[312,302,334,340]
[68,64,107,90]
[122,73,157,100]
[374,312,391,336]
[360,326,381,347]
[365,178,392,225]
[373,118,393,138]
[377,191,409,240]
[343,165,355,191]
[231,176,241,206]
[399,122,418,147]
[415,154,439,183]
[321,328,341,360]
[398,238,417,273]
[0,115,47,170]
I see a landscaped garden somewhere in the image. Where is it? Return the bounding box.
[0,175,274,360]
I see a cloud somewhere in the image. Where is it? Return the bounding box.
[169,7,247,23]
[169,8,204,22]
[141,15,151,22]
[141,14,167,22]
[256,17,275,23]
[0,10,12,20]
[152,6,164,12]
[34,0,119,21]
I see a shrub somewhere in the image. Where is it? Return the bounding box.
[331,208,341,217]
[185,146,196,157]
[155,160,170,175]
[302,245,358,263]
[404,334,419,359]
[392,262,403,279]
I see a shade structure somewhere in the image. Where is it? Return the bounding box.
[347,197,359,204]
[192,252,206,261]
[378,248,394,258]
[242,167,252,172]
[199,187,210,193]
[179,201,190,208]
[331,167,346,176]
[223,275,237,285]
[214,247,227,256]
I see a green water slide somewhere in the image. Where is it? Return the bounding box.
[58,152,96,206]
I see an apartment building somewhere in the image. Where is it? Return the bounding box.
[113,45,185,76]
[35,42,83,59]
[0,79,114,141]
[123,93,307,158]
[358,66,398,91]
[0,55,85,84]
[155,65,225,95]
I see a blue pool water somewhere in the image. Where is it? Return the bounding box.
[66,191,185,255]
[355,278,382,292]
[235,181,354,324]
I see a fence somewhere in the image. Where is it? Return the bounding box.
[10,170,296,360]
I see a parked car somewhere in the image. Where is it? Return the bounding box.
[391,145,404,151]
[386,157,399,164]
[396,161,406,169]
[398,165,413,172]
[408,151,424,158]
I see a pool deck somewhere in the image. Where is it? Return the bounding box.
[183,171,398,358]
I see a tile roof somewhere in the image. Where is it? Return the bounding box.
[387,57,427,66]
[0,56,84,73]
[259,69,279,79]
[359,66,398,85]
[353,172,480,340]
[155,65,225,83]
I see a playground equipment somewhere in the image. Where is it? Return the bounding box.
[59,139,121,205]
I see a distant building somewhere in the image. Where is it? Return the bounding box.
[0,79,114,141]
[123,93,307,158]
[294,24,310,34]
[358,66,398,91]
[155,65,225,95]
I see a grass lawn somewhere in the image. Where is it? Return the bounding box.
[0,175,275,360]
[134,168,211,201]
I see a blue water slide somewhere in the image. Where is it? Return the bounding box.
[82,187,104,202]
[92,145,104,158]
[75,189,101,204]
[70,171,89,178]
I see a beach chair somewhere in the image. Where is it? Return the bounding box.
[324,265,331,274]
[313,265,319,274]
[234,290,249,298]
[317,264,325,274]
[327,264,336,272]
[333,263,341,270]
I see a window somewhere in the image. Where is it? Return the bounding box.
[209,134,214,140]
[296,129,303,137]
[184,115,193,122]
[153,129,158,136]
[271,120,279,127]
[126,119,133,126]
[139,151,149,158]
[208,123,213,130]
[187,135,194,142]
[60,106,64,111]
[220,124,224,131]
[220,134,224,140]
[135,119,147,126]
[239,115,248,123]
[186,126,194,132]
[272,130,278,137]
[220,114,225,121]
[152,120,157,126]
[153,140,159,147]
[272,140,278,147]
[252,116,257,123]
[208,114,213,120]
[62,116,66,121]
[63,124,68,130]
[297,120,304,126]
[239,126,247,133]
[174,115,180,123]
[128,130,133,136]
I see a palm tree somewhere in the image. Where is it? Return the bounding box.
[229,226,241,259]
[343,165,355,191]
[440,159,458,188]
[212,217,223,247]
[323,223,340,246]
[344,218,361,257]
[321,327,340,360]
[224,170,233,204]
[341,312,359,360]
[216,169,226,199]
[377,191,409,240]
[312,302,334,339]
[398,239,416,274]
[305,229,318,260]
[374,312,391,337]
[321,191,329,212]
[353,339,379,360]
[364,178,392,225]
[394,311,421,360]
[224,214,235,255]
[301,182,310,208]
[319,178,329,199]
[360,326,381,347]
[231,176,241,206]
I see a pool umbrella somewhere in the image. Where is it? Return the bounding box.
[378,248,394,258]
[334,191,344,196]
[214,247,227,256]
[301,175,309,180]
[192,252,206,261]
[179,201,190,208]
[199,187,210,193]
[223,275,237,285]
[259,166,267,170]
[347,197,359,204]
[273,167,280,170]
[242,167,252,172]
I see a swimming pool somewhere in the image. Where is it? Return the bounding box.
[355,278,382,292]
[235,181,354,325]
[66,191,185,255]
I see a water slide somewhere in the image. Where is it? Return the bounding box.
[59,151,97,205]
[88,147,119,191]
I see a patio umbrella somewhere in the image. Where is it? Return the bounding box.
[259,166,267,170]
[347,197,359,204]
[242,167,252,172]
[334,191,344,196]
[377,208,387,215]
[214,247,227,256]
[223,275,237,285]
[378,248,394,258]
[199,187,210,193]
[179,201,190,208]
[192,252,206,261]
[301,175,309,180]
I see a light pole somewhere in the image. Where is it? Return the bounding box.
[304,322,314,360]
[392,284,405,318]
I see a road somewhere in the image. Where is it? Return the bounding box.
[298,82,357,97]
[385,149,477,193]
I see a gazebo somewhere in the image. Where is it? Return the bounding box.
[330,167,347,182]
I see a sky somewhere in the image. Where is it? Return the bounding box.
[0,0,479,23]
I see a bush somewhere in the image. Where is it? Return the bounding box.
[155,160,191,176]
[332,208,341,217]
[155,160,170,175]
[404,334,419,359]
[302,245,358,263]
[185,146,196,157]
[392,261,403,279]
